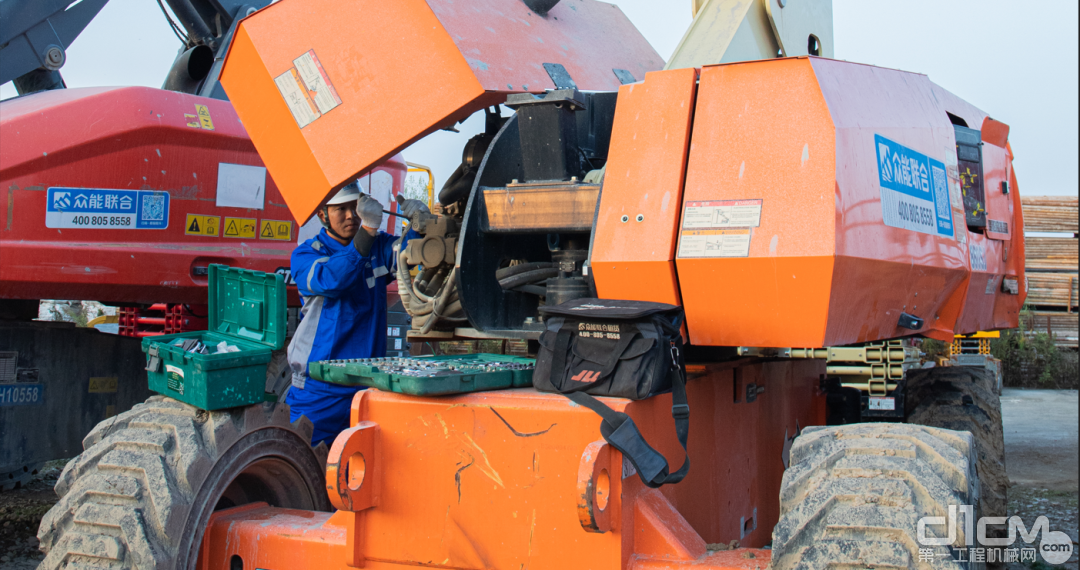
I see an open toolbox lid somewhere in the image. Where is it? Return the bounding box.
[208,264,287,350]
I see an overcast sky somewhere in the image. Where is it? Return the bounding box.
[2,0,1076,197]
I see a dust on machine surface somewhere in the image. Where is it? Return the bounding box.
[34,0,1026,569]
[0,0,412,489]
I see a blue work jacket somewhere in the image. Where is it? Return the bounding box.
[286,227,416,390]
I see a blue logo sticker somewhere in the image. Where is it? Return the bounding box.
[875,135,953,238]
[46,188,170,230]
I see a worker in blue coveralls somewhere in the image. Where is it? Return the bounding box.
[287,182,428,446]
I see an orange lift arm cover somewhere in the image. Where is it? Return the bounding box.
[220,0,663,223]
[592,68,698,307]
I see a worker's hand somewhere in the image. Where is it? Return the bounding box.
[396,194,430,219]
[356,194,384,230]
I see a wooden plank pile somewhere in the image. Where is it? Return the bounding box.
[1022,195,1078,348]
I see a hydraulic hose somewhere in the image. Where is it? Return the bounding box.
[498,268,559,291]
[495,262,555,281]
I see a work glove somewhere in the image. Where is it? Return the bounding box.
[356,193,384,230]
[396,194,430,219]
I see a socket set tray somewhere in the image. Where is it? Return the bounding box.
[308,354,535,396]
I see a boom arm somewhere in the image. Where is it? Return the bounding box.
[0,0,271,100]
[0,0,109,94]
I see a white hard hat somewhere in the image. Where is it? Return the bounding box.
[326,182,361,205]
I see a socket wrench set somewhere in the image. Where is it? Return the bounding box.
[308,354,535,396]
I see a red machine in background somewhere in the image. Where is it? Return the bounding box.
[1,86,409,307]
[0,85,409,487]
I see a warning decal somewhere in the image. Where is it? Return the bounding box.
[185,104,214,130]
[274,49,341,129]
[678,229,752,258]
[676,198,760,258]
[681,199,762,229]
[293,50,342,114]
[88,377,118,394]
[185,214,221,236]
[875,134,953,238]
[275,68,320,128]
[222,217,257,239]
[195,104,214,130]
[259,219,293,241]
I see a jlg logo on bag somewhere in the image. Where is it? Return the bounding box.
[571,370,601,382]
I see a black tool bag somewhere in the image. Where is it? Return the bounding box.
[534,298,689,488]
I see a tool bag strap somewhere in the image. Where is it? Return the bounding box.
[551,329,690,488]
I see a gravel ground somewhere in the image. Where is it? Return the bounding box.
[1002,389,1079,570]
[0,460,62,569]
[2,390,1076,568]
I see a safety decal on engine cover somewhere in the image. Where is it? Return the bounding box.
[274,49,342,129]
[676,199,760,258]
[875,135,953,238]
[46,187,169,230]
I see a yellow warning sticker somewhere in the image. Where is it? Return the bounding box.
[185,214,221,236]
[195,104,214,130]
[185,114,201,128]
[259,219,294,241]
[88,377,118,394]
[222,217,257,239]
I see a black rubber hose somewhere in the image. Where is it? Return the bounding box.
[495,262,555,281]
[512,284,548,297]
[498,268,559,290]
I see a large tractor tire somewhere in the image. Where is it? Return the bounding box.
[771,423,982,570]
[37,396,330,569]
[905,366,1008,528]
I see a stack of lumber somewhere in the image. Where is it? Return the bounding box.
[1022,195,1078,348]
[1024,237,1078,271]
[1022,196,1079,233]
[1025,273,1078,307]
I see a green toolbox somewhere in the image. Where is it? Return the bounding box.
[309,354,535,396]
[141,265,286,410]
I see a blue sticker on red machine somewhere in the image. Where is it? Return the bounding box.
[46,187,169,230]
[874,135,953,238]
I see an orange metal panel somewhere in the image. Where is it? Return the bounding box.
[592,68,698,307]
[676,59,837,347]
[673,57,1022,347]
[201,363,825,569]
[222,0,483,222]
[200,505,773,570]
[221,0,662,224]
[993,148,1026,328]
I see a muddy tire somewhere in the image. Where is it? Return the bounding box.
[905,366,1008,526]
[37,396,330,569]
[265,348,292,400]
[771,423,982,570]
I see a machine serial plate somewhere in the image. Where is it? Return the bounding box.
[867,396,896,411]
[0,383,44,407]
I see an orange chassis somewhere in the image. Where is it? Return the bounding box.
[198,361,825,570]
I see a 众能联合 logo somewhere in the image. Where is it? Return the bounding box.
[918,505,1073,565]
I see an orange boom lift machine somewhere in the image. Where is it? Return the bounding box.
[37,1,1024,569]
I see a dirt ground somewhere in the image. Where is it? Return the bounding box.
[2,390,1077,568]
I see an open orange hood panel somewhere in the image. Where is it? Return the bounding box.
[221,0,663,223]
